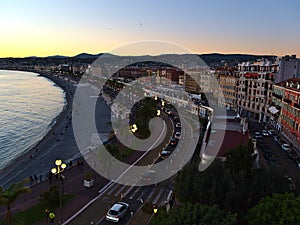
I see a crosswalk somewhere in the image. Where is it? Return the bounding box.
[100,182,167,206]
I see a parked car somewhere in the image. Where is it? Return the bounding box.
[253,131,262,139]
[287,152,296,160]
[173,116,179,122]
[296,159,300,170]
[174,132,181,139]
[106,202,129,222]
[159,150,171,159]
[262,130,269,136]
[170,138,177,146]
[268,129,275,135]
[281,143,291,152]
[166,109,172,115]
[273,135,282,145]
[175,122,181,128]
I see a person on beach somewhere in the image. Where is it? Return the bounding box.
[30,175,34,186]
[49,212,55,224]
[34,174,38,185]
[45,209,50,222]
[48,171,53,184]
[69,160,73,168]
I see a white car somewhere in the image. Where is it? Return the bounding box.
[106,202,129,222]
[174,132,181,139]
[175,122,181,128]
[253,132,262,139]
[262,130,269,136]
[281,143,291,152]
[268,130,275,135]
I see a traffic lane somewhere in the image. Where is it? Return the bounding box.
[264,136,300,180]
[97,185,158,225]
[249,120,300,180]
[68,115,173,224]
[134,113,174,167]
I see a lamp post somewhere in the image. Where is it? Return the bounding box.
[157,109,161,116]
[51,159,66,224]
[153,204,158,215]
[131,124,138,133]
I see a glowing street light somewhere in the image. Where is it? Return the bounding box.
[51,159,66,174]
[161,100,165,106]
[157,109,161,116]
[153,204,158,214]
[131,124,138,133]
[51,159,67,223]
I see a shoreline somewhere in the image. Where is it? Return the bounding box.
[0,71,76,185]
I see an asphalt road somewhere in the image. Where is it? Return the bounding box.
[64,99,199,225]
[249,120,300,181]
[65,112,174,225]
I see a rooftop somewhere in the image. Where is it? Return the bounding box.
[276,78,300,92]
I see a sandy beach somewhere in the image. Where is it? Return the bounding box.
[0,73,113,187]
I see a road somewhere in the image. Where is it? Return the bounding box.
[64,113,174,225]
[249,120,300,181]
[64,99,199,225]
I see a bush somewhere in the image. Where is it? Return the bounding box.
[39,186,60,210]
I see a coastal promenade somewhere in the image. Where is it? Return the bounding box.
[0,74,77,188]
[0,72,113,224]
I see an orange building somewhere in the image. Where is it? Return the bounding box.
[272,78,300,148]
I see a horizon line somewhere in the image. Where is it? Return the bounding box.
[0,52,282,59]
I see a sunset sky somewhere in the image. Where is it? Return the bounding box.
[1,0,300,57]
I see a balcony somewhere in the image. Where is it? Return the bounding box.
[272,93,282,99]
[284,98,292,104]
[294,102,300,110]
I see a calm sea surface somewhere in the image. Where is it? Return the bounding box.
[0,70,65,170]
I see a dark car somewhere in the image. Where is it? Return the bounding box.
[170,138,177,146]
[159,150,171,159]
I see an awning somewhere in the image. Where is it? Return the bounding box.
[268,106,279,114]
[245,73,259,78]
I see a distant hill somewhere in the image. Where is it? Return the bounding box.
[73,53,100,59]
[0,53,278,68]
[199,53,276,66]
[46,55,68,59]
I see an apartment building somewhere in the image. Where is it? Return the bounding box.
[275,55,300,83]
[272,78,300,148]
[213,67,237,110]
[236,59,279,122]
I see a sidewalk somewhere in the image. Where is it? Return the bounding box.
[0,145,148,225]
[0,161,108,225]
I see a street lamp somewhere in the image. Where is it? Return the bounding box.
[161,100,165,107]
[153,204,158,214]
[51,159,66,223]
[131,124,138,133]
[157,109,161,116]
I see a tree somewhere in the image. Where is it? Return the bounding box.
[174,141,291,215]
[0,179,31,225]
[39,185,60,210]
[174,160,226,206]
[133,97,157,138]
[224,140,256,181]
[247,193,300,225]
[150,203,237,225]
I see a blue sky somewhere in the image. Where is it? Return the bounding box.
[1,0,300,57]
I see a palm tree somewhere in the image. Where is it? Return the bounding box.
[0,179,31,225]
